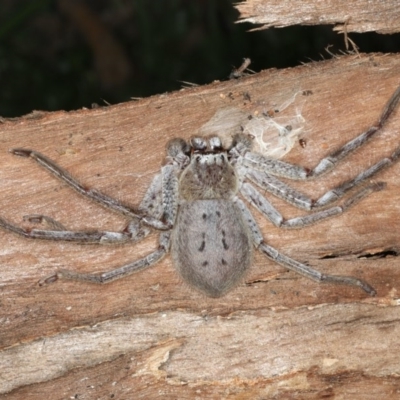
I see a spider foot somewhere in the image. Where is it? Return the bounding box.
[38,273,60,286]
[321,273,377,296]
[23,214,67,231]
[10,148,32,157]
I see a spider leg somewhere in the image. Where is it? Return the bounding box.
[240,181,384,228]
[138,163,180,229]
[0,169,170,244]
[137,171,168,229]
[0,214,149,244]
[245,168,313,210]
[259,243,376,295]
[246,166,390,211]
[311,85,400,177]
[159,164,179,226]
[11,149,143,220]
[234,197,376,295]
[38,161,179,284]
[243,85,400,181]
[10,149,177,231]
[314,146,400,206]
[39,231,170,285]
[138,173,163,219]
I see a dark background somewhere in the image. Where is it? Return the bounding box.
[1,0,399,118]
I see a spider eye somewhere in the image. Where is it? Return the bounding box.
[166,138,191,157]
[191,137,207,151]
[209,136,223,151]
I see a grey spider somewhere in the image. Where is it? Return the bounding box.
[1,86,400,298]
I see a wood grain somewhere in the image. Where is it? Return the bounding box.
[1,54,400,398]
[236,0,400,34]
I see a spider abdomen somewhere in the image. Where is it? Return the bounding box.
[171,199,253,297]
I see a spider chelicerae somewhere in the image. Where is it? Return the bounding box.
[1,86,400,298]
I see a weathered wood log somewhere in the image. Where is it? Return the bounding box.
[1,54,400,398]
[236,0,400,34]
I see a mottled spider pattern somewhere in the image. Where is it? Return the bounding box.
[1,86,400,297]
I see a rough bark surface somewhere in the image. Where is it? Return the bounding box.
[0,54,400,398]
[236,0,400,34]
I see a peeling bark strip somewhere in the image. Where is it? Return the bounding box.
[235,0,400,34]
[0,54,400,397]
[1,307,400,395]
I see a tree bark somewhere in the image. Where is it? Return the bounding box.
[236,0,400,34]
[1,54,400,398]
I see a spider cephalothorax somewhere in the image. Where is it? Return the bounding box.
[1,85,399,297]
[176,137,239,201]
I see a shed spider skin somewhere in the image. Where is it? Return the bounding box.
[1,86,399,297]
